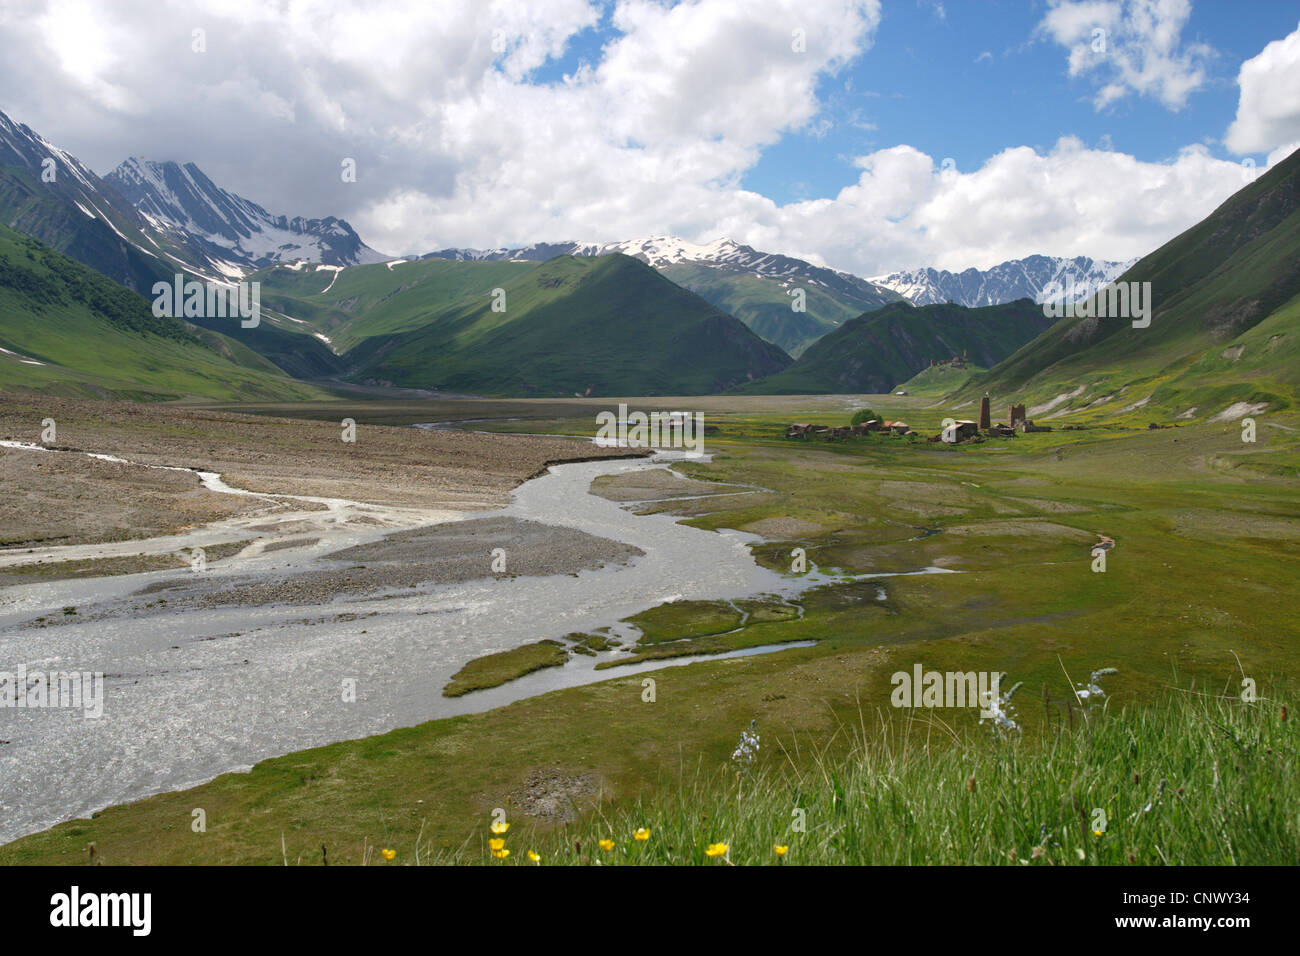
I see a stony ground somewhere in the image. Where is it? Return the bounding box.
[135,517,647,610]
[0,396,639,548]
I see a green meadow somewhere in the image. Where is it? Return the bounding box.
[2,392,1297,865]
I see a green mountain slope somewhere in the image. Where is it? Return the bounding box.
[253,257,539,353]
[180,308,344,380]
[736,298,1051,394]
[348,254,792,396]
[0,225,326,401]
[0,113,340,382]
[0,163,172,296]
[896,360,988,397]
[657,262,901,356]
[0,111,174,295]
[968,146,1300,420]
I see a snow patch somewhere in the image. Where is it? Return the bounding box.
[317,265,343,293]
[0,346,46,366]
[1029,385,1087,418]
[1210,402,1268,423]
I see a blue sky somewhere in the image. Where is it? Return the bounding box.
[753,0,1299,202]
[533,0,1300,206]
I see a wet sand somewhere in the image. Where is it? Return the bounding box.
[136,517,646,611]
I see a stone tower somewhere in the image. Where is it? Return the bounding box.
[1010,403,1026,427]
[979,393,991,430]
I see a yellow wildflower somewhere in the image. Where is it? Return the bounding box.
[492,848,510,860]
[380,848,396,861]
[489,821,510,835]
[705,842,728,858]
[774,845,788,856]
[598,839,615,852]
[633,828,651,842]
[489,838,505,851]
[527,850,541,863]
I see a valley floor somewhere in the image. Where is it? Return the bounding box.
[0,396,635,553]
[1,392,1297,864]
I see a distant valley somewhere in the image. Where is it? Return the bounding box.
[4,102,1291,417]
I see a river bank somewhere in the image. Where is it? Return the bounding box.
[0,438,822,844]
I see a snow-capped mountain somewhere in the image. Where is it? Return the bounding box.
[0,108,384,287]
[424,234,900,307]
[870,255,1138,308]
[106,157,387,277]
[0,109,170,292]
[0,109,115,215]
[423,235,902,356]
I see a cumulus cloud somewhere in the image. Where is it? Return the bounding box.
[0,0,1286,278]
[1038,0,1214,110]
[741,138,1262,274]
[1225,21,1300,156]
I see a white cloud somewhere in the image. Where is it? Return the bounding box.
[733,138,1262,274]
[1038,0,1214,111]
[1266,141,1300,168]
[1225,21,1300,155]
[0,0,1281,281]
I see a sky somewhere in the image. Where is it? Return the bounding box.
[2,0,1298,275]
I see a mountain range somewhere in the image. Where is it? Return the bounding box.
[346,253,792,396]
[0,110,170,295]
[422,236,903,356]
[7,101,1281,414]
[106,157,387,277]
[870,255,1136,308]
[0,220,324,401]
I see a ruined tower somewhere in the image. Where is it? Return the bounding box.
[1010,403,1026,427]
[979,393,991,430]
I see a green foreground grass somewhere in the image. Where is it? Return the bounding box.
[455,684,1297,866]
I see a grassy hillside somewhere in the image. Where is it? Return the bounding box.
[896,359,987,396]
[348,254,793,396]
[968,146,1300,421]
[0,134,340,382]
[737,298,1050,394]
[0,224,326,401]
[253,257,539,353]
[180,308,344,380]
[659,262,900,356]
[249,255,904,388]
